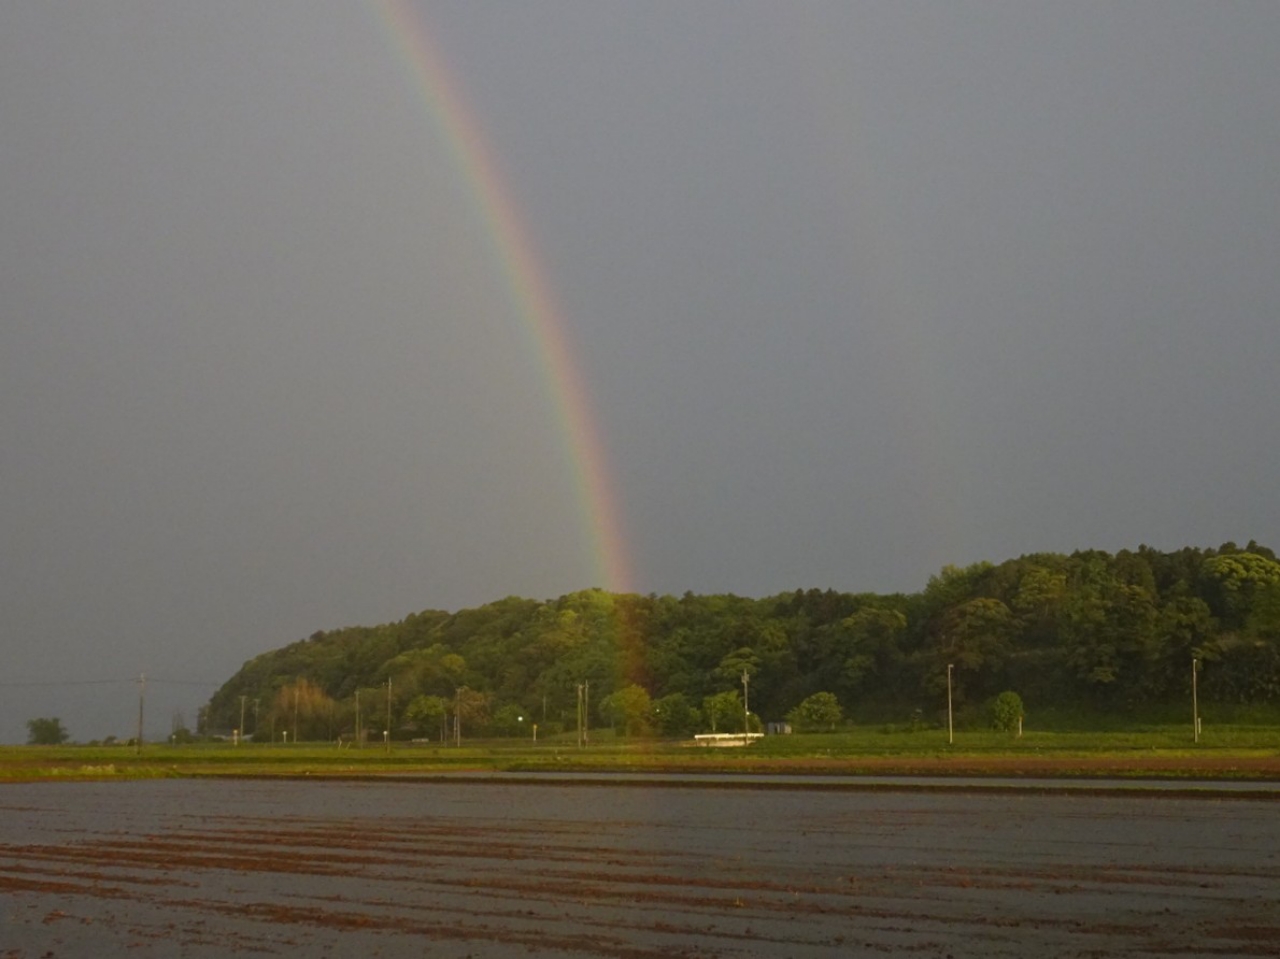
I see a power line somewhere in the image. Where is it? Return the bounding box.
[0,679,132,688]
[146,678,223,688]
[0,677,221,689]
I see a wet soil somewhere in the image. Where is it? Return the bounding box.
[526,753,1280,779]
[1,779,1277,957]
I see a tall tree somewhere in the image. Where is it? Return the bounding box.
[404,694,450,741]
[1204,552,1280,629]
[26,717,69,745]
[835,606,907,700]
[266,678,337,742]
[927,597,1015,702]
[702,690,742,733]
[599,684,652,736]
[649,693,701,737]
[786,692,843,731]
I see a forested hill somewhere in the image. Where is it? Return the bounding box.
[206,542,1280,739]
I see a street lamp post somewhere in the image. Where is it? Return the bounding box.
[946,664,954,746]
[1192,657,1200,743]
[136,673,146,757]
[741,669,750,737]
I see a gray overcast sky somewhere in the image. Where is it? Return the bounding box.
[2,2,1278,742]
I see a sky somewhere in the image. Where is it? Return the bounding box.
[2,1,1278,742]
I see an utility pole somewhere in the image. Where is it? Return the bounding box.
[741,669,750,736]
[576,684,583,748]
[946,663,954,746]
[354,689,361,748]
[385,677,392,754]
[292,682,299,744]
[1192,657,1200,743]
[136,673,146,756]
[454,686,462,747]
[239,696,246,746]
[584,680,590,746]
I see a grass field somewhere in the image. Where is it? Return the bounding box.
[4,720,1279,783]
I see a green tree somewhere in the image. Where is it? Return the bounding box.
[940,598,1014,670]
[648,692,701,737]
[26,717,69,745]
[702,690,742,733]
[786,692,843,731]
[201,540,1280,728]
[1151,594,1217,698]
[1061,580,1159,701]
[1010,566,1067,643]
[990,691,1024,733]
[1245,582,1280,641]
[403,694,450,741]
[454,686,491,739]
[925,597,1015,704]
[599,684,652,736]
[921,562,996,619]
[382,645,468,701]
[836,606,906,696]
[715,646,760,685]
[489,703,528,737]
[1204,552,1280,629]
[266,678,338,742]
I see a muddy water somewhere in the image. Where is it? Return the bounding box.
[1,778,1277,957]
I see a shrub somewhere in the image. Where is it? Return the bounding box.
[786,692,843,731]
[991,691,1025,733]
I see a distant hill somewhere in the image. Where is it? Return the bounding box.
[205,542,1280,740]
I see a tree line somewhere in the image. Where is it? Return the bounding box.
[205,541,1280,741]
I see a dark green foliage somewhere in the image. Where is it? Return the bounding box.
[26,717,69,745]
[649,693,701,737]
[205,543,1280,735]
[787,692,843,731]
[598,684,652,736]
[404,695,450,740]
[702,690,743,733]
[990,691,1024,732]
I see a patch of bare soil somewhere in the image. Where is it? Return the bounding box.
[1,780,1278,957]
[563,753,1280,780]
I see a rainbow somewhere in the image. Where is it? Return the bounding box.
[373,1,632,595]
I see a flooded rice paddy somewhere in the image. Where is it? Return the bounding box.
[2,777,1278,957]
